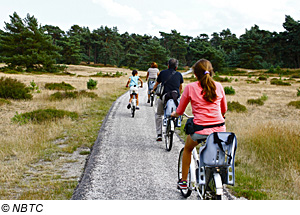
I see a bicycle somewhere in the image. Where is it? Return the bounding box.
[178,114,237,200]
[163,98,181,151]
[129,85,139,118]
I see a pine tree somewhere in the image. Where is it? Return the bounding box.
[0,12,61,72]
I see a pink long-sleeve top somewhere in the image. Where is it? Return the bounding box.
[176,81,227,135]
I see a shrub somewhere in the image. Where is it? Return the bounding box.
[0,98,11,106]
[91,71,124,78]
[45,82,75,90]
[0,77,33,100]
[268,66,275,73]
[224,86,236,95]
[247,99,264,106]
[258,76,267,81]
[49,90,98,100]
[246,79,259,84]
[12,108,78,124]
[227,101,247,112]
[247,95,268,106]
[261,94,268,102]
[291,75,300,79]
[213,75,233,83]
[29,80,41,93]
[270,78,291,86]
[288,101,300,109]
[87,79,97,90]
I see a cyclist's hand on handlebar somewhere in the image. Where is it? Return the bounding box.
[171,111,179,118]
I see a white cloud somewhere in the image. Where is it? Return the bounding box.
[92,0,142,23]
[150,10,199,34]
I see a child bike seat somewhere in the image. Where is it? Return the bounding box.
[199,132,237,186]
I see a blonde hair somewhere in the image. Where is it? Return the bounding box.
[192,59,217,103]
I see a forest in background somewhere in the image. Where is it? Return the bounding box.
[0,12,300,73]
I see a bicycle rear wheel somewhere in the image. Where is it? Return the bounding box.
[165,121,173,151]
[150,94,154,107]
[178,148,192,198]
[205,172,223,200]
[131,106,135,118]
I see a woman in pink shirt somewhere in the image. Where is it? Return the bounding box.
[171,59,227,190]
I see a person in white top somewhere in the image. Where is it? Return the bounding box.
[146,62,160,103]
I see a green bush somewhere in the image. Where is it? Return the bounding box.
[0,98,11,106]
[224,86,236,95]
[227,101,247,112]
[268,66,275,73]
[213,75,233,83]
[247,94,268,106]
[29,80,41,93]
[247,98,264,106]
[258,76,267,81]
[0,77,33,100]
[270,78,291,86]
[49,91,98,100]
[288,101,300,109]
[87,79,97,90]
[12,108,78,124]
[45,82,75,90]
[91,71,124,78]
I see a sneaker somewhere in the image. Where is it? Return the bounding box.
[177,179,188,190]
[136,106,140,110]
[127,103,131,109]
[156,134,162,141]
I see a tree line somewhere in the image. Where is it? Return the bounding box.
[0,12,300,73]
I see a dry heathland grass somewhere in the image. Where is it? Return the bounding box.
[0,64,144,199]
[0,64,299,199]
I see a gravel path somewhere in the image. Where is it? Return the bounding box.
[72,85,238,200]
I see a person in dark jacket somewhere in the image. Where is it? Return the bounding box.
[152,58,183,141]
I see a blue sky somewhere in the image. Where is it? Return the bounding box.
[1,0,300,37]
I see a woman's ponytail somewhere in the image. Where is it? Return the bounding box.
[193,59,217,103]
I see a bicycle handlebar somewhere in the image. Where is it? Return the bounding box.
[183,112,193,119]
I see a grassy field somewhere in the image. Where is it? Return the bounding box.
[0,64,299,199]
[0,64,135,199]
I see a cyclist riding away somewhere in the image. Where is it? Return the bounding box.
[146,62,160,103]
[126,70,143,110]
[171,59,227,190]
[152,58,183,141]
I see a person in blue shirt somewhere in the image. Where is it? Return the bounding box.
[126,70,143,110]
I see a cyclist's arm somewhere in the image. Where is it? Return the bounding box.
[219,82,227,117]
[152,81,159,92]
[138,77,143,87]
[146,72,149,81]
[171,86,189,117]
[179,83,183,94]
[126,78,131,88]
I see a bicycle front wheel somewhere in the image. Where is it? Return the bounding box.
[178,148,192,198]
[150,95,154,107]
